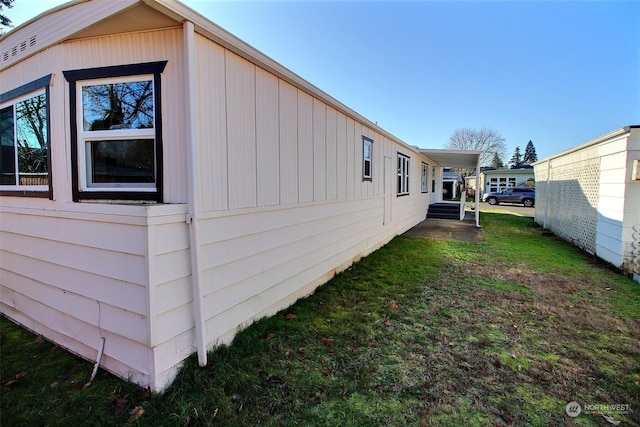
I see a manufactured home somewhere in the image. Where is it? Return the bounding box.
[0,0,480,390]
[534,126,640,283]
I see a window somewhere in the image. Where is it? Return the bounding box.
[362,136,373,180]
[397,153,409,196]
[421,162,429,193]
[0,75,52,197]
[64,61,166,202]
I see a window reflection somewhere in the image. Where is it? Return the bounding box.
[82,80,154,131]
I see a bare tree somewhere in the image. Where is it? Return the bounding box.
[0,0,14,35]
[445,127,507,168]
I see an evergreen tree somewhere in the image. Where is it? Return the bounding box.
[509,146,522,169]
[523,140,538,164]
[491,152,504,169]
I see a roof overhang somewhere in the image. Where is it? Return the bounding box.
[419,149,481,170]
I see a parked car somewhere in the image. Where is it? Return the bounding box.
[482,187,535,207]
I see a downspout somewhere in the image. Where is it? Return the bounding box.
[184,20,207,366]
[475,155,480,227]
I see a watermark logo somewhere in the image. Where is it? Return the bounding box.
[566,401,582,417]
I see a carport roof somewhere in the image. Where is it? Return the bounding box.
[419,149,481,170]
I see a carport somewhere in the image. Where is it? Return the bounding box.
[419,149,481,227]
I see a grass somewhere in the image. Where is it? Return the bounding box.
[2,212,639,426]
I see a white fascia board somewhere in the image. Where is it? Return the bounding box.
[533,126,639,166]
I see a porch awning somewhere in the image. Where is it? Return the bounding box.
[418,149,481,169]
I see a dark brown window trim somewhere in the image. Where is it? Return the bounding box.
[63,61,167,203]
[0,74,53,199]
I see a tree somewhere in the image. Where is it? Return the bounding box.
[490,152,504,169]
[509,146,522,169]
[445,127,507,168]
[523,140,538,164]
[0,0,14,34]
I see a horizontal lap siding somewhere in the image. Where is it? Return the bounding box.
[0,207,153,384]
[197,198,385,344]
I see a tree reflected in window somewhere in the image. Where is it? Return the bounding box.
[0,92,49,186]
[82,80,153,131]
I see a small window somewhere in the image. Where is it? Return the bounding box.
[362,136,373,181]
[64,61,166,201]
[0,75,52,197]
[397,153,409,196]
[421,162,429,193]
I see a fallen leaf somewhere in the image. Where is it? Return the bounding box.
[36,335,44,344]
[49,345,59,353]
[448,341,456,347]
[284,313,297,320]
[493,360,502,368]
[297,347,306,354]
[111,398,128,416]
[383,316,391,325]
[265,333,276,340]
[127,406,144,423]
[50,382,59,389]
[390,302,399,310]
[321,338,334,346]
[15,371,26,380]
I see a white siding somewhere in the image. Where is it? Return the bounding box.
[256,68,280,207]
[0,204,168,388]
[535,128,640,276]
[279,80,299,205]
[195,36,228,212]
[226,51,257,210]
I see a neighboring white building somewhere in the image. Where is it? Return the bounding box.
[0,0,479,390]
[534,126,640,282]
[480,168,535,196]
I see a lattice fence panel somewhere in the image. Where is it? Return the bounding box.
[546,158,600,253]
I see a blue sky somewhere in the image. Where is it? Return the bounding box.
[4,0,639,162]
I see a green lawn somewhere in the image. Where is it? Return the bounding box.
[2,212,639,426]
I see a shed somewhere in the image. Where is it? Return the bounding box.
[533,126,640,282]
[0,0,479,390]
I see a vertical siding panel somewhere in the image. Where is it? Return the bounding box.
[298,91,314,203]
[336,113,347,199]
[61,29,189,204]
[326,106,338,200]
[256,68,280,206]
[346,117,356,199]
[195,36,228,212]
[313,99,327,201]
[226,51,257,209]
[279,80,298,205]
[353,121,362,198]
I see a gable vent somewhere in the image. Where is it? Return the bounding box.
[2,35,37,63]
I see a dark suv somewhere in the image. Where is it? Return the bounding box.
[482,187,535,207]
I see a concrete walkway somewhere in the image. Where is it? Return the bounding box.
[403,211,484,243]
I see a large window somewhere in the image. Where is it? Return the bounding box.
[64,61,166,202]
[397,153,409,196]
[0,75,51,197]
[421,162,429,193]
[362,136,373,181]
